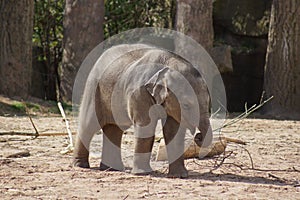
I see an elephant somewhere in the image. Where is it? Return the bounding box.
[72,44,213,178]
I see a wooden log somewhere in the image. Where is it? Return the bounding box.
[156,134,245,161]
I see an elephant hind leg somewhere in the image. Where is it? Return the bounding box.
[73,138,91,168]
[100,124,124,171]
[73,112,100,168]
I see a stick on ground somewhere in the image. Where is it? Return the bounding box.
[57,102,74,146]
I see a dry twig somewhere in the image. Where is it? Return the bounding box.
[213,96,274,132]
[57,102,74,154]
[207,95,299,177]
[0,131,75,136]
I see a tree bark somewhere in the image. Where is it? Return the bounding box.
[264,0,300,118]
[60,0,104,102]
[175,0,226,115]
[175,0,214,51]
[0,0,34,98]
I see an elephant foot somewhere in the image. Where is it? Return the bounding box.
[132,153,153,175]
[72,158,90,168]
[167,167,188,178]
[100,162,124,171]
[131,165,153,175]
[167,159,188,178]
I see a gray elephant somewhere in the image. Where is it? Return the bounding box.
[73,44,213,178]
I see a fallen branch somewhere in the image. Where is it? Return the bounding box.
[206,95,272,170]
[0,102,76,138]
[219,162,300,173]
[213,96,274,132]
[212,151,234,170]
[0,131,76,136]
[195,95,278,173]
[225,137,246,145]
[28,113,39,136]
[57,102,74,145]
[23,101,40,138]
[156,135,245,161]
[57,102,74,154]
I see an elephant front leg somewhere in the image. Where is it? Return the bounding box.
[163,116,188,178]
[132,136,155,175]
[100,124,124,171]
[132,125,156,175]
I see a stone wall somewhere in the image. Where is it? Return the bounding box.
[213,0,272,112]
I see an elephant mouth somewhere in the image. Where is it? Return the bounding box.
[194,132,204,147]
[194,131,212,148]
[181,117,198,131]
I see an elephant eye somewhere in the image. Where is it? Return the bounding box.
[182,103,190,110]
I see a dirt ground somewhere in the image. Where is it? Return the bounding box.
[0,113,300,199]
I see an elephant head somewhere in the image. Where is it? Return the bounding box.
[145,64,213,149]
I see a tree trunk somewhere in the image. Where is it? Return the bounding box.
[264,0,300,118]
[0,0,34,98]
[175,0,214,52]
[175,0,227,115]
[60,0,104,102]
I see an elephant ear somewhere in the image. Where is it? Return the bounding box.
[145,68,169,104]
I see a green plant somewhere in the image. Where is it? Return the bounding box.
[11,102,26,112]
[25,102,41,112]
[104,0,176,38]
[11,101,41,113]
[32,0,64,100]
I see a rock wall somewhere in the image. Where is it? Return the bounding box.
[213,0,272,112]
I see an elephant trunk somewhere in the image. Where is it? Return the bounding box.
[194,116,213,148]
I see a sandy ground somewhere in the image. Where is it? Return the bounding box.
[0,115,300,199]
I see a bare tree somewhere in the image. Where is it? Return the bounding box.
[60,0,104,102]
[0,0,34,98]
[264,0,300,118]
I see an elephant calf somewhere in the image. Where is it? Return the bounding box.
[73,44,213,178]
